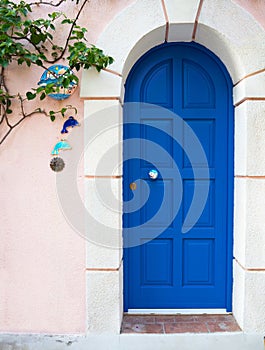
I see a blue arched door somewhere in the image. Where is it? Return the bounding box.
[123,43,233,311]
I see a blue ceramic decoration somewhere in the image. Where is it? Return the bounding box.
[51,140,72,155]
[61,116,80,134]
[38,65,77,100]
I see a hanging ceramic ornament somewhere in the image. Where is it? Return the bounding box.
[51,139,72,155]
[50,140,71,172]
[38,65,78,100]
[61,116,80,134]
[49,115,80,172]
[50,157,65,172]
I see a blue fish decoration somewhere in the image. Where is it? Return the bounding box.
[51,140,72,155]
[61,116,80,134]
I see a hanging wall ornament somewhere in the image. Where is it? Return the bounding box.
[61,116,80,134]
[49,114,80,172]
[38,65,78,100]
[51,139,72,155]
[50,157,65,172]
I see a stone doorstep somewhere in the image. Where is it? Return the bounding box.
[121,314,241,334]
[0,332,263,350]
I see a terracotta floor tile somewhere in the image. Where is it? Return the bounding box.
[206,321,241,333]
[123,315,155,324]
[164,322,209,334]
[122,323,164,334]
[198,314,235,323]
[154,315,176,323]
[121,314,241,334]
[174,315,197,323]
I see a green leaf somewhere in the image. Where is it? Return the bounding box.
[46,32,53,40]
[30,32,42,45]
[1,61,9,68]
[6,109,12,114]
[36,86,45,93]
[71,75,79,83]
[61,107,67,116]
[62,78,70,88]
[40,92,46,100]
[2,23,11,32]
[49,110,56,121]
[75,31,84,39]
[36,59,42,66]
[61,18,73,24]
[26,91,36,100]
[14,32,24,37]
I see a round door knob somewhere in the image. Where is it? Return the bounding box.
[148,169,158,180]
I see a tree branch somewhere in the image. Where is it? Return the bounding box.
[0,105,48,145]
[29,0,66,7]
[0,0,112,146]
[0,67,9,94]
[53,0,89,61]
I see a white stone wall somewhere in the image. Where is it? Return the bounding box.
[81,0,265,334]
[83,98,123,334]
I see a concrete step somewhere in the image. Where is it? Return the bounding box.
[0,332,263,350]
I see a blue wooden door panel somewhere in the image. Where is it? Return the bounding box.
[123,42,233,311]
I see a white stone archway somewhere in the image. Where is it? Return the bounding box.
[80,0,265,334]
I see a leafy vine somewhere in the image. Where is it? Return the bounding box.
[0,0,114,144]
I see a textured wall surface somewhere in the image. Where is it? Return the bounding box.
[0,0,134,334]
[233,0,265,29]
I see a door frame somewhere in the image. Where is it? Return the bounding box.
[123,42,234,313]
[81,0,265,333]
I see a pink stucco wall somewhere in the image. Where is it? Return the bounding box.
[233,0,265,29]
[0,0,134,334]
[0,0,264,334]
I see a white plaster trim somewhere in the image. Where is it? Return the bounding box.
[80,67,122,98]
[233,260,265,333]
[164,0,200,23]
[233,71,265,106]
[196,0,265,83]
[86,269,123,334]
[127,309,228,315]
[164,0,201,42]
[96,0,166,76]
[234,101,265,177]
[83,100,122,176]
[81,0,265,336]
[237,177,265,268]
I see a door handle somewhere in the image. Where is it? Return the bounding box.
[148,169,158,180]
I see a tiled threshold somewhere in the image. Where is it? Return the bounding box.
[121,314,241,334]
